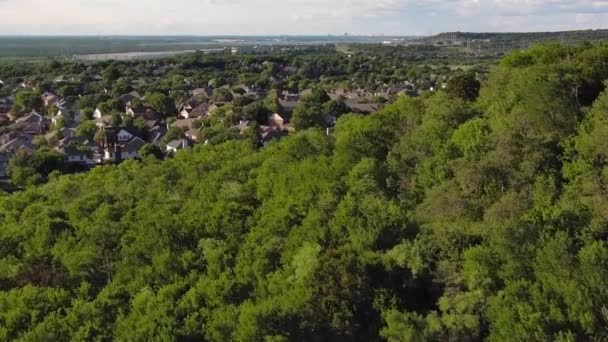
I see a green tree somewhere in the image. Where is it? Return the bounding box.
[13,90,42,116]
[140,144,164,159]
[145,92,175,118]
[76,120,98,140]
[9,148,67,186]
[291,103,327,130]
[445,73,481,101]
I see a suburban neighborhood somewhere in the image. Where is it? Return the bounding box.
[0,48,457,182]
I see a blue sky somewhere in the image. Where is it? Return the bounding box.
[0,0,607,35]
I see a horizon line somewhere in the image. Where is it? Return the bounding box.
[0,28,607,38]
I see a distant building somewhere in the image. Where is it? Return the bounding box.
[231,46,255,55]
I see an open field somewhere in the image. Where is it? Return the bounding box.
[0,35,418,58]
[73,48,228,61]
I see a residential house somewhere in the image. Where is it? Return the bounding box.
[120,136,146,160]
[386,85,408,96]
[231,120,251,134]
[126,107,160,121]
[140,119,161,130]
[166,139,189,153]
[10,112,49,135]
[103,136,146,162]
[268,113,286,129]
[56,98,81,124]
[95,115,113,128]
[345,100,379,115]
[184,129,200,143]
[178,98,202,117]
[259,125,286,145]
[46,128,77,143]
[41,92,59,107]
[171,119,197,130]
[148,124,168,145]
[119,93,136,105]
[93,108,105,119]
[279,100,299,115]
[0,134,35,154]
[20,80,35,89]
[129,90,142,100]
[60,143,96,166]
[116,128,137,143]
[51,111,67,126]
[56,135,88,150]
[0,131,25,146]
[181,103,217,119]
[192,88,212,98]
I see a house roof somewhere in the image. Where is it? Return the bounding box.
[188,103,217,118]
[192,88,212,97]
[128,90,142,99]
[345,100,379,114]
[47,128,77,141]
[279,100,299,113]
[259,125,285,142]
[41,92,58,100]
[166,139,186,149]
[10,113,48,133]
[95,115,113,126]
[119,93,136,104]
[116,126,140,138]
[141,119,160,129]
[184,129,200,139]
[171,118,197,129]
[58,97,77,110]
[269,113,284,121]
[15,112,45,124]
[0,135,35,153]
[60,143,88,156]
[58,136,87,149]
[122,136,146,153]
[129,107,160,121]
[231,120,251,134]
[148,124,168,144]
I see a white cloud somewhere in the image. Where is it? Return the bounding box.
[0,0,606,34]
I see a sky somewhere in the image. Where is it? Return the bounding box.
[0,0,607,35]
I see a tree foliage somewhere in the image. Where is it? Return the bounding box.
[2,43,608,341]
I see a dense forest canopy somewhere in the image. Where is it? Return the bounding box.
[2,42,608,341]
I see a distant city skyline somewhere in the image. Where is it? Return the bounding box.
[0,0,607,36]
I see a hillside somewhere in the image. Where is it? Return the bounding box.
[2,43,608,340]
[428,29,608,42]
